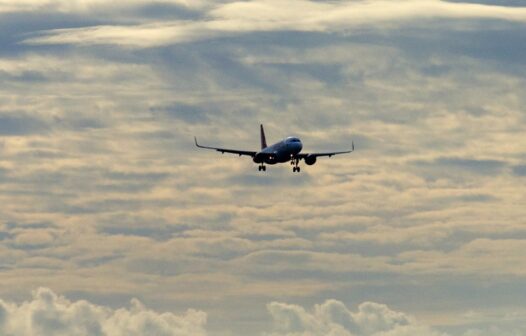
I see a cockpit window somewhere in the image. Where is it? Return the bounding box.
[289,138,300,142]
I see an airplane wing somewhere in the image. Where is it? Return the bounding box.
[297,142,354,159]
[194,137,257,157]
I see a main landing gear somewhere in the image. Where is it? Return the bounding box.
[258,164,266,172]
[291,158,301,173]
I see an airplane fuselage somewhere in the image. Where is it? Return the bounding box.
[253,137,303,165]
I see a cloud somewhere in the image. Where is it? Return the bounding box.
[265,300,526,336]
[0,288,208,336]
[512,165,526,176]
[21,0,526,48]
[0,114,49,136]
[12,229,56,249]
[265,299,444,336]
[2,0,526,334]
[412,157,508,176]
[150,102,210,124]
[0,0,208,14]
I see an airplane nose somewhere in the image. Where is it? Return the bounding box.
[294,141,302,152]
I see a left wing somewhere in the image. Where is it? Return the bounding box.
[297,142,354,159]
[194,137,257,157]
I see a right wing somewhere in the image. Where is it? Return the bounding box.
[297,142,355,159]
[194,137,257,157]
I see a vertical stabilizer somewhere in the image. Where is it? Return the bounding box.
[260,124,267,149]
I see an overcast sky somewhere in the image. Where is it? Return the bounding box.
[1,1,526,335]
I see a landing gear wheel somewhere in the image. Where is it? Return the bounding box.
[292,158,301,172]
[263,166,266,171]
[258,165,266,172]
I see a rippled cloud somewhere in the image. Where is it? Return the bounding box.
[21,1,526,48]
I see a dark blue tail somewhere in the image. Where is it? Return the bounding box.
[260,124,267,149]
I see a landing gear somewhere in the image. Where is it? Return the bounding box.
[258,164,266,172]
[291,158,301,173]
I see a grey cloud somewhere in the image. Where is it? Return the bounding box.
[262,62,346,87]
[512,165,526,176]
[0,69,47,82]
[56,116,106,130]
[241,232,296,242]
[344,25,526,78]
[98,220,188,241]
[104,170,169,182]
[48,198,172,215]
[21,1,526,48]
[448,26,526,69]
[0,11,107,57]
[0,166,9,181]
[446,0,526,7]
[435,158,507,174]
[0,114,49,136]
[228,172,312,187]
[76,254,124,268]
[131,2,204,21]
[413,157,507,175]
[126,256,212,276]
[151,102,209,124]
[0,225,13,241]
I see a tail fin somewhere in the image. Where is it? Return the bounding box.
[260,124,267,149]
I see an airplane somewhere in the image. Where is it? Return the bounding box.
[194,124,354,172]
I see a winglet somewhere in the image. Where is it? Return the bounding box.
[352,141,354,152]
[194,136,201,148]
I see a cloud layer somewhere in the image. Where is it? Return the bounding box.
[3,290,521,336]
[21,0,526,47]
[1,0,526,335]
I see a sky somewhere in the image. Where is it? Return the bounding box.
[1,0,526,335]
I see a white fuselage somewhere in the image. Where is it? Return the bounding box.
[255,137,303,164]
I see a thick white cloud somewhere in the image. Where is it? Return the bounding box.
[265,299,445,336]
[22,0,526,48]
[0,288,208,336]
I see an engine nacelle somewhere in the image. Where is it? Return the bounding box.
[253,153,277,164]
[253,153,264,164]
[304,155,317,165]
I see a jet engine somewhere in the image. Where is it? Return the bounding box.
[304,155,317,165]
[253,154,264,164]
[253,153,277,164]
